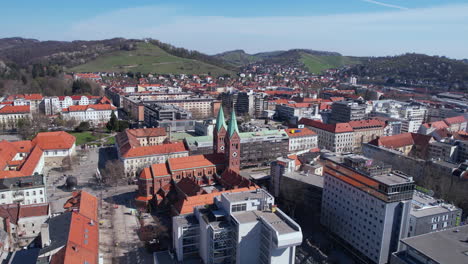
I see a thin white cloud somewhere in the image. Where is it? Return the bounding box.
[65,4,468,59]
[361,0,409,10]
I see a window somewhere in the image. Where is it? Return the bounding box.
[232,203,247,212]
[432,224,438,230]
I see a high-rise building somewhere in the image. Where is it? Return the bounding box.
[172,189,303,264]
[320,153,414,264]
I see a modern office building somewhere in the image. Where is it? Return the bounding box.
[172,189,303,264]
[321,153,415,264]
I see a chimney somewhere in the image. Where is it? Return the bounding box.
[40,223,50,248]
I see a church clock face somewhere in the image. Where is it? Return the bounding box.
[220,146,225,151]
[232,152,238,157]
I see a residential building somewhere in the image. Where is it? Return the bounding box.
[0,203,50,249]
[33,191,100,264]
[275,103,321,124]
[321,153,414,264]
[2,94,43,113]
[399,104,427,133]
[368,133,433,159]
[329,100,367,123]
[284,128,318,154]
[442,115,467,132]
[172,189,303,264]
[428,140,459,162]
[42,95,111,115]
[348,119,385,152]
[391,225,468,264]
[0,105,32,129]
[408,191,462,237]
[122,95,218,121]
[0,131,75,205]
[144,103,192,127]
[115,128,188,177]
[61,104,117,126]
[299,118,354,153]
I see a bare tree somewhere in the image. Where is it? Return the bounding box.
[102,160,125,186]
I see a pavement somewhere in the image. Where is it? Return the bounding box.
[46,147,154,264]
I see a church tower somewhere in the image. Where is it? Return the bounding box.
[225,109,241,172]
[213,107,227,154]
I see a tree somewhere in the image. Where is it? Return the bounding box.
[102,160,125,186]
[75,121,91,132]
[106,110,119,131]
[17,118,34,139]
[72,80,92,94]
[117,120,129,132]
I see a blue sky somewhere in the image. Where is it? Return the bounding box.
[2,0,468,58]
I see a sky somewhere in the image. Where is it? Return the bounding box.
[2,0,468,58]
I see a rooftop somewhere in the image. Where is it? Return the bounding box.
[411,191,460,218]
[399,225,468,264]
[222,188,273,203]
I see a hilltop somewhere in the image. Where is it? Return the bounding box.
[215,49,362,74]
[0,38,235,76]
[342,53,468,91]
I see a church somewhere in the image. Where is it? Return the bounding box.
[135,107,257,215]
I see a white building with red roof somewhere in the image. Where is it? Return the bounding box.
[115,128,188,177]
[61,104,117,126]
[42,95,113,116]
[0,131,76,206]
[284,127,318,154]
[2,94,43,113]
[0,105,32,129]
[300,118,354,153]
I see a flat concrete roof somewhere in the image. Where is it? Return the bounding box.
[411,192,460,218]
[222,189,273,203]
[232,210,297,235]
[283,171,324,188]
[401,225,468,264]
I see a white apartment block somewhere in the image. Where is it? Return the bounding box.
[173,189,303,264]
[285,127,318,154]
[300,119,354,153]
[61,104,117,126]
[321,154,414,264]
[0,105,32,129]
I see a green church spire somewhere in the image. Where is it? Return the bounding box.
[215,106,226,131]
[227,109,239,137]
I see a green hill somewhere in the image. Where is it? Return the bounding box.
[71,42,234,76]
[299,52,362,74]
[215,48,362,74]
[213,50,260,67]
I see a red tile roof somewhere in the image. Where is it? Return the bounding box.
[122,142,187,158]
[444,115,467,125]
[169,154,216,171]
[0,105,30,114]
[369,133,432,149]
[62,104,116,112]
[284,128,317,137]
[422,120,449,130]
[348,119,386,129]
[300,118,353,133]
[32,131,76,150]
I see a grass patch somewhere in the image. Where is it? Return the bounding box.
[71,42,234,76]
[299,52,362,74]
[105,136,116,145]
[70,131,105,145]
